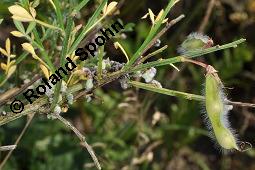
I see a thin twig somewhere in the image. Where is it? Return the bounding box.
[226,100,255,108]
[0,74,41,107]
[0,113,35,169]
[198,0,216,33]
[54,114,101,170]
[138,45,168,64]
[179,56,208,68]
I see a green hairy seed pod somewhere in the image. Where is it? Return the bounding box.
[205,71,239,150]
[178,32,214,54]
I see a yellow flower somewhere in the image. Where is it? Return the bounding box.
[114,42,129,62]
[0,63,7,70]
[0,38,16,58]
[0,59,16,81]
[103,1,118,16]
[6,65,16,79]
[142,8,155,24]
[155,9,168,24]
[40,64,50,79]
[10,31,24,37]
[29,7,37,18]
[21,43,36,56]
[21,43,48,66]
[69,51,79,61]
[0,38,17,86]
[8,4,62,32]
[8,5,34,22]
[142,9,168,25]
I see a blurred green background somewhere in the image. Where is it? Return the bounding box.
[0,0,255,169]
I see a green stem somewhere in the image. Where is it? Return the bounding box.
[130,39,246,72]
[68,0,108,55]
[72,0,90,14]
[53,0,65,29]
[97,46,104,81]
[126,0,179,67]
[35,19,63,32]
[51,18,73,111]
[129,81,205,101]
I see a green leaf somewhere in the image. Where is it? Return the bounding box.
[53,0,65,29]
[31,0,40,8]
[124,23,135,32]
[32,28,55,72]
[60,19,73,66]
[68,0,108,54]
[13,20,25,34]
[26,21,36,34]
[0,18,3,25]
[72,0,90,13]
[16,52,29,64]
[51,18,73,111]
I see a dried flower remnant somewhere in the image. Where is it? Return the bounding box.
[178,32,214,54]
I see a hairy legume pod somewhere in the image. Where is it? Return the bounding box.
[205,72,239,151]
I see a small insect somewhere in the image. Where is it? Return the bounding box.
[85,78,94,91]
[204,66,251,152]
[0,145,17,151]
[154,39,161,47]
[142,67,157,83]
[0,111,7,116]
[178,32,214,54]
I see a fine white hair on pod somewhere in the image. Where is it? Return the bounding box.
[177,32,214,54]
[203,66,241,153]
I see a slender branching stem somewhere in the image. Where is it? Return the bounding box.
[53,114,101,170]
[0,114,35,169]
